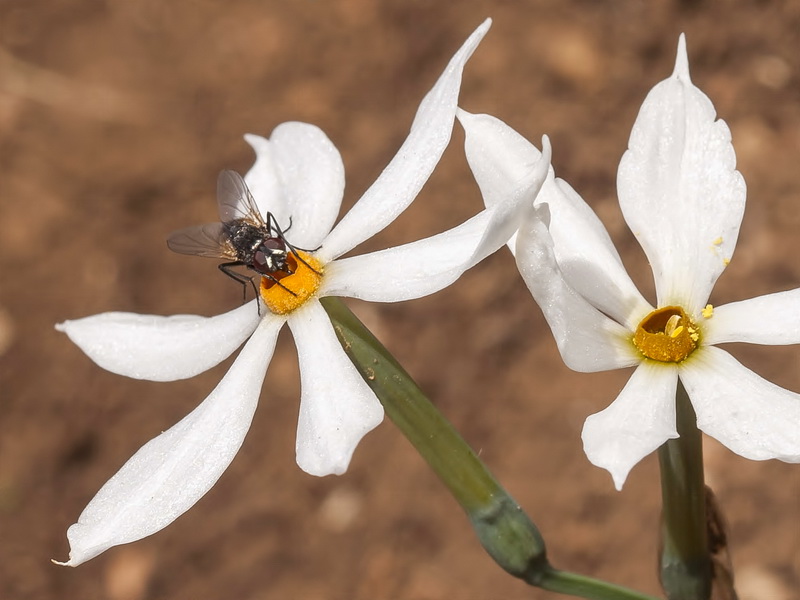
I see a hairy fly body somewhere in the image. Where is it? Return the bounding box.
[167,169,321,305]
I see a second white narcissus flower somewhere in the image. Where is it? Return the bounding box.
[56,19,551,566]
[459,35,800,490]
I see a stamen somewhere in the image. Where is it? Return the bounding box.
[702,304,714,319]
[664,314,681,337]
[669,325,684,339]
[260,251,323,315]
[632,306,699,363]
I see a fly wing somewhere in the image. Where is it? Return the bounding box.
[217,169,265,225]
[166,222,235,259]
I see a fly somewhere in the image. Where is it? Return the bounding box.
[167,169,321,307]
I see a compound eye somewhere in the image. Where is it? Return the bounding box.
[253,249,271,271]
[262,238,284,251]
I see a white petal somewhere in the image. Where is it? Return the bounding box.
[680,346,800,462]
[458,110,649,328]
[617,35,746,313]
[320,19,491,261]
[515,205,641,372]
[58,318,282,567]
[702,288,800,346]
[457,109,546,212]
[263,122,344,249]
[582,362,679,490]
[243,133,287,222]
[465,135,551,264]
[551,178,651,330]
[321,138,550,302]
[288,301,383,475]
[56,301,262,382]
[322,210,494,301]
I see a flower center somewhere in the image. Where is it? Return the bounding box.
[259,250,323,315]
[632,305,699,363]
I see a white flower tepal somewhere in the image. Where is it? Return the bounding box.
[461,34,800,491]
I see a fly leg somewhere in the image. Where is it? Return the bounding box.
[266,214,323,275]
[220,259,299,310]
[261,272,299,296]
[219,262,262,315]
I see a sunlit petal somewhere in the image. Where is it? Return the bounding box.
[320,19,491,261]
[582,362,679,490]
[617,35,746,314]
[680,346,800,462]
[243,133,287,222]
[458,110,649,328]
[457,109,548,213]
[551,178,652,329]
[322,210,494,302]
[465,136,550,265]
[288,301,384,476]
[56,301,263,382]
[515,205,640,372]
[322,138,550,302]
[702,288,800,346]
[265,122,345,249]
[58,318,282,567]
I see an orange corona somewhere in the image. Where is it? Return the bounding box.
[259,251,324,315]
[632,305,700,363]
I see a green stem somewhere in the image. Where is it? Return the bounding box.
[657,380,711,600]
[537,569,660,600]
[322,297,661,600]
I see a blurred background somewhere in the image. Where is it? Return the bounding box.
[0,1,798,598]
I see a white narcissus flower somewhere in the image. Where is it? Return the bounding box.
[459,34,800,490]
[56,19,552,566]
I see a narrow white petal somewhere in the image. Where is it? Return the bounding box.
[264,122,345,249]
[703,288,800,346]
[56,301,262,382]
[59,318,283,567]
[320,19,492,261]
[551,178,652,330]
[582,362,679,490]
[321,210,494,301]
[515,205,641,372]
[321,138,550,302]
[467,136,551,263]
[617,35,746,313]
[457,109,545,212]
[680,346,800,462]
[243,133,287,223]
[288,301,384,476]
[458,110,649,328]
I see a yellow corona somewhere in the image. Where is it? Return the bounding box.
[632,305,700,363]
[260,251,324,315]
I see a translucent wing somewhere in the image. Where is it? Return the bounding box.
[217,169,265,225]
[166,222,235,259]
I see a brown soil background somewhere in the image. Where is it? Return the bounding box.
[0,1,798,599]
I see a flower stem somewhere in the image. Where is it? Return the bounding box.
[536,569,661,600]
[322,297,660,600]
[657,380,711,600]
